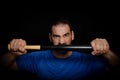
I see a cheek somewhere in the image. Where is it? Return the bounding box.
[52,39,59,45]
[65,38,72,44]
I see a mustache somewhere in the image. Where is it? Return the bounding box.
[57,43,70,46]
[54,44,71,51]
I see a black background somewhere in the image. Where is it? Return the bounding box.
[0,7,119,53]
[0,3,120,79]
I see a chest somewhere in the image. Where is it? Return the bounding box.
[35,58,102,79]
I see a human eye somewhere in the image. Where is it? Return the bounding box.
[53,35,59,38]
[64,33,69,37]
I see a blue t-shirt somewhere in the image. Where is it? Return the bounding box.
[16,50,107,80]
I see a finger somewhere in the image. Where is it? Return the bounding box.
[92,51,102,55]
[9,39,17,51]
[91,38,102,51]
[102,39,109,53]
[91,38,97,51]
[16,39,26,52]
[9,39,26,52]
[91,38,106,55]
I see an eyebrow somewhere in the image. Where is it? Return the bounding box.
[64,32,70,36]
[52,32,70,37]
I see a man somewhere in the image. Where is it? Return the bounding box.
[1,19,120,80]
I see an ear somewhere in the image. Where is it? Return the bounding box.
[49,33,52,42]
[72,31,74,40]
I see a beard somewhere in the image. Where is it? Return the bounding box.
[54,43,71,54]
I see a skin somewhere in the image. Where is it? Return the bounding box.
[8,24,110,57]
[49,24,74,58]
[2,23,120,69]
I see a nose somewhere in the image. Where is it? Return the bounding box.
[59,37,64,44]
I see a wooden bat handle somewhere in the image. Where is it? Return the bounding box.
[8,45,41,50]
[25,45,41,50]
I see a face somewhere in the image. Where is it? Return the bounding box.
[49,24,74,46]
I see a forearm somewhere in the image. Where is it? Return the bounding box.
[103,50,120,66]
[0,52,17,68]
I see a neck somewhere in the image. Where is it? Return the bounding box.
[52,50,72,58]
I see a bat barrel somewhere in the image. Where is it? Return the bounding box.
[41,45,92,50]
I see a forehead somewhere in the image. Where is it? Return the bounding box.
[51,24,70,34]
